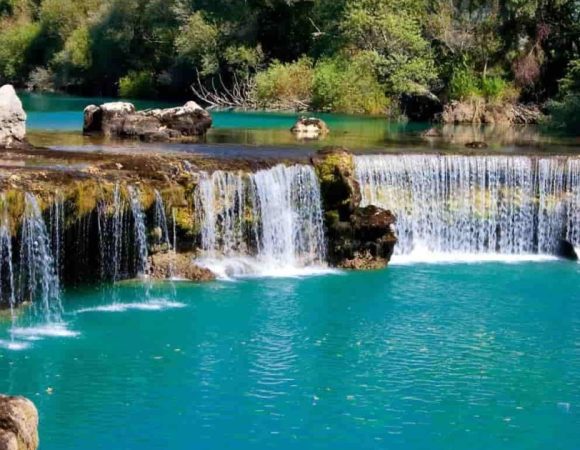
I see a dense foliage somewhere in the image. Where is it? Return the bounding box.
[548,59,580,133]
[0,0,579,118]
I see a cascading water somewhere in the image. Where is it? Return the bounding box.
[127,186,149,277]
[153,190,172,250]
[0,207,15,318]
[354,154,580,258]
[17,193,62,323]
[50,192,64,280]
[251,165,326,266]
[194,164,327,276]
[567,159,580,249]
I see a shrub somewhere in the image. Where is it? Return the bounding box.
[0,21,41,83]
[448,68,481,100]
[254,57,314,110]
[312,54,389,115]
[119,71,157,99]
[547,59,580,135]
[481,75,508,102]
[548,95,580,135]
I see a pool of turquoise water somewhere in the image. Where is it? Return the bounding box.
[19,92,431,149]
[1,261,579,449]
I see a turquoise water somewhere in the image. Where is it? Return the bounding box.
[20,92,429,149]
[1,261,579,449]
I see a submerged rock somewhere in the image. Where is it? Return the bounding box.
[149,252,215,281]
[0,85,27,148]
[0,395,39,450]
[437,100,543,124]
[465,141,488,149]
[83,101,212,141]
[291,117,329,140]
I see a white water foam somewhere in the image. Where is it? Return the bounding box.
[76,299,186,314]
[389,244,559,266]
[197,256,339,280]
[11,323,79,339]
[0,339,32,351]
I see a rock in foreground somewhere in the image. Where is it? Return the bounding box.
[0,85,27,149]
[149,252,215,281]
[0,395,38,450]
[291,117,329,140]
[83,101,212,141]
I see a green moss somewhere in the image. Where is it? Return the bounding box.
[314,150,353,183]
[174,207,198,237]
[64,181,106,220]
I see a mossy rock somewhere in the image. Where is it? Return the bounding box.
[312,147,361,219]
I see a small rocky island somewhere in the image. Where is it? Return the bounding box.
[83,100,213,142]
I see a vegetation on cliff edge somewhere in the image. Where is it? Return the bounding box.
[0,0,578,120]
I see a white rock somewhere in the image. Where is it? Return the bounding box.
[0,85,27,148]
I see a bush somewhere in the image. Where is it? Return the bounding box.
[449,68,517,103]
[119,71,157,99]
[547,59,580,135]
[481,75,507,102]
[254,57,314,110]
[548,95,580,135]
[448,68,481,100]
[312,54,389,115]
[0,21,41,83]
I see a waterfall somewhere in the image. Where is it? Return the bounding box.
[566,159,580,249]
[127,186,149,277]
[50,192,64,280]
[0,220,15,318]
[251,165,326,266]
[153,190,172,249]
[194,164,327,276]
[18,193,62,323]
[354,154,580,257]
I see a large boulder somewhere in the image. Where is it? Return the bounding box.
[291,117,329,140]
[0,395,38,450]
[312,148,397,269]
[328,205,397,270]
[83,100,212,141]
[0,85,26,148]
[312,147,360,219]
[149,251,215,281]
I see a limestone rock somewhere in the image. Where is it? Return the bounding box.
[83,101,212,141]
[291,117,329,140]
[0,85,27,148]
[312,147,360,218]
[438,100,544,125]
[313,148,397,269]
[0,395,39,450]
[149,252,215,281]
